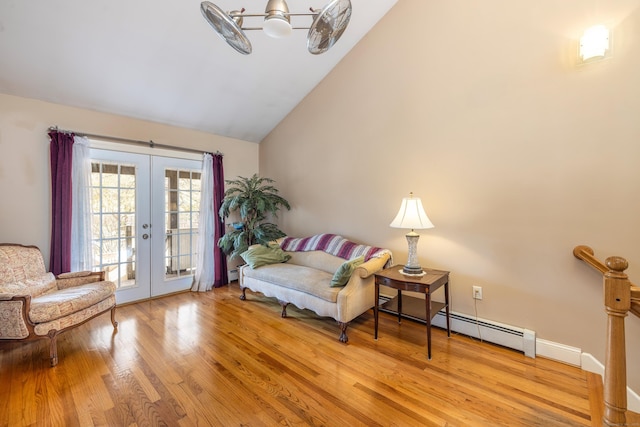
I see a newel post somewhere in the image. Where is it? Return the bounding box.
[603,256,631,426]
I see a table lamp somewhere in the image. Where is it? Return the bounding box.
[390,192,434,275]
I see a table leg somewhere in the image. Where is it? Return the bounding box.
[445,280,451,338]
[425,291,432,360]
[374,281,379,340]
[397,289,402,324]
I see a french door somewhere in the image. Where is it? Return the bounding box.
[89,149,202,304]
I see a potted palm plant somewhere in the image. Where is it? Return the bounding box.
[218,174,291,259]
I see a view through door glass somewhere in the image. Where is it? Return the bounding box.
[89,149,202,303]
[151,156,202,296]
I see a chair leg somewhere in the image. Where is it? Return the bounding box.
[339,322,349,343]
[278,300,289,318]
[110,307,118,329]
[47,331,59,367]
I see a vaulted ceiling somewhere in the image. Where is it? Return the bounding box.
[0,0,397,142]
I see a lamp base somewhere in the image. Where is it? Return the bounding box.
[400,265,426,276]
[402,231,424,276]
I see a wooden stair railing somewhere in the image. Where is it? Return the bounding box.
[574,245,640,426]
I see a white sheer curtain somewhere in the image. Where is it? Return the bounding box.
[70,136,94,271]
[192,153,215,291]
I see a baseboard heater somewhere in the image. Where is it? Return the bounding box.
[378,296,536,358]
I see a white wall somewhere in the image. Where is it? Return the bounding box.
[0,93,259,266]
[259,0,640,391]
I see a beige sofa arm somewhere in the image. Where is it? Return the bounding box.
[0,295,32,339]
[334,253,390,321]
[56,271,106,289]
[355,254,391,278]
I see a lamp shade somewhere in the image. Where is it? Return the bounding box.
[390,194,434,230]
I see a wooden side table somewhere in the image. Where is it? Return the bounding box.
[374,265,451,359]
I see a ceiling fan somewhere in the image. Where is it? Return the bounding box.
[200,0,352,55]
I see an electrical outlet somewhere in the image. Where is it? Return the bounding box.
[473,285,483,300]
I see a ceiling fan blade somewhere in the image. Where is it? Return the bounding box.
[201,1,252,55]
[307,0,352,55]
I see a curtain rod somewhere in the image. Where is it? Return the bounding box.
[48,126,223,156]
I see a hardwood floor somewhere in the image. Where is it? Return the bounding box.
[1,282,598,426]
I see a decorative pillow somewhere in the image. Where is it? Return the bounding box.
[330,256,364,287]
[241,245,291,269]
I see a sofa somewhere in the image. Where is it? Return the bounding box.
[0,244,118,366]
[238,234,392,343]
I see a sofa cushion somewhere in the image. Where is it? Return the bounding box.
[29,281,117,323]
[242,263,341,303]
[285,251,345,275]
[241,245,291,269]
[331,256,365,287]
[33,295,116,337]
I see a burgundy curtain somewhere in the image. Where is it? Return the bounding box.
[212,153,228,287]
[49,131,75,275]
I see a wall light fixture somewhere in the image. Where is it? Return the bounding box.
[580,25,610,62]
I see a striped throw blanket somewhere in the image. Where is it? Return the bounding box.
[280,234,393,266]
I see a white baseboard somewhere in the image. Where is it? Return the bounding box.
[535,338,582,366]
[377,300,536,358]
[378,297,640,411]
[430,310,536,358]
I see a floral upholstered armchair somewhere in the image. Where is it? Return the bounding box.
[0,244,117,366]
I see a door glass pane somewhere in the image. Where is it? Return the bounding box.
[101,214,119,238]
[102,189,119,212]
[90,161,137,289]
[121,189,136,212]
[120,166,136,188]
[164,168,200,280]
